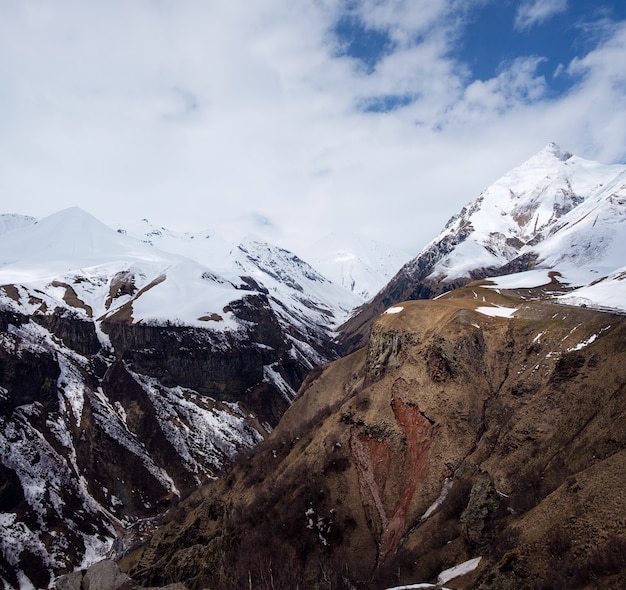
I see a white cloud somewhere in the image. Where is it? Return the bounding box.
[0,1,624,257]
[563,20,626,161]
[514,0,568,32]
[445,56,548,124]
[350,0,451,45]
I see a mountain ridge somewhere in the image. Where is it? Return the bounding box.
[0,207,373,587]
[340,143,626,352]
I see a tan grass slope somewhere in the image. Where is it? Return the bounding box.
[122,284,626,590]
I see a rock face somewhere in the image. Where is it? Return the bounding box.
[0,291,332,588]
[123,284,626,589]
[54,559,187,590]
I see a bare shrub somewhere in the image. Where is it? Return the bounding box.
[546,524,571,559]
[586,534,626,577]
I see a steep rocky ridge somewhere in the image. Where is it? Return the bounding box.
[0,301,278,588]
[340,143,626,352]
[119,284,626,589]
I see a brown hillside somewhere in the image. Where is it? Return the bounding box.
[121,285,626,590]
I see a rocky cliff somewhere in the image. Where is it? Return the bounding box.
[121,282,626,589]
[0,287,332,588]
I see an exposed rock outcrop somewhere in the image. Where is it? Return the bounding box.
[0,285,335,586]
[55,559,188,590]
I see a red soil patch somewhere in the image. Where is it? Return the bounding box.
[351,378,439,565]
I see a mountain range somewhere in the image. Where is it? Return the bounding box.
[1,143,625,589]
[126,279,626,590]
[0,204,408,588]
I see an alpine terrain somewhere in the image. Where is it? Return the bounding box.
[1,143,625,589]
[111,143,626,590]
[341,142,626,351]
[121,282,626,590]
[0,208,366,588]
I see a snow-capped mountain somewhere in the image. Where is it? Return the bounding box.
[0,207,362,339]
[427,142,625,283]
[114,218,362,331]
[341,143,626,351]
[0,214,37,236]
[116,219,408,305]
[0,207,362,587]
[3,142,625,587]
[301,233,411,301]
[114,218,234,271]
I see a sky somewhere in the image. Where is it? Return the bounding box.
[1,0,626,256]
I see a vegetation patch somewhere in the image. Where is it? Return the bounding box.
[549,351,586,383]
[198,313,223,322]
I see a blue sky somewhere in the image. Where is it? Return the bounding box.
[336,1,626,107]
[456,1,626,95]
[1,0,625,255]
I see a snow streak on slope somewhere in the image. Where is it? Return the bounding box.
[0,321,116,586]
[128,370,263,477]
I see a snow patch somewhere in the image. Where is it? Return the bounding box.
[437,557,482,585]
[386,584,451,590]
[385,553,481,587]
[420,477,454,521]
[475,305,518,318]
[264,364,297,402]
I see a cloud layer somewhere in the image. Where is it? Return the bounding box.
[1,0,625,255]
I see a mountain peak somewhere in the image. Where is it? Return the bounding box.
[340,146,626,352]
[0,206,158,276]
[33,206,123,233]
[536,142,573,163]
